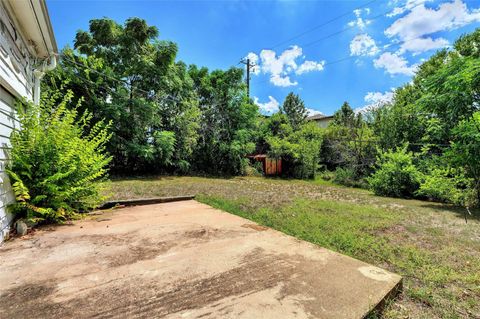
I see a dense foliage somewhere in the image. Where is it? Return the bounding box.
[8,91,111,223]
[188,66,258,175]
[42,17,480,207]
[321,102,376,185]
[366,28,480,206]
[45,18,259,176]
[280,92,308,129]
[368,146,420,198]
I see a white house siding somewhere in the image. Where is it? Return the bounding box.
[0,85,17,242]
[0,2,35,243]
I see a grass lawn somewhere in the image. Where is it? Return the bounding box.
[106,176,480,318]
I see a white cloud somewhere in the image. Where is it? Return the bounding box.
[373,52,417,76]
[387,6,406,18]
[398,37,449,55]
[348,8,372,30]
[350,34,379,56]
[246,52,260,75]
[296,60,325,75]
[251,45,325,87]
[254,96,280,114]
[365,90,395,105]
[355,90,395,114]
[260,46,302,75]
[259,46,302,87]
[385,0,480,41]
[387,0,433,17]
[270,74,298,87]
[307,108,324,116]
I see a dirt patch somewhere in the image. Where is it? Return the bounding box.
[106,240,173,267]
[181,227,244,241]
[0,282,74,318]
[0,249,298,319]
[241,223,269,231]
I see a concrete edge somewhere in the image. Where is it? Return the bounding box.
[198,200,404,318]
[98,195,196,209]
[364,277,403,318]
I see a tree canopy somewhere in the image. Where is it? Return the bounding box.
[42,17,480,207]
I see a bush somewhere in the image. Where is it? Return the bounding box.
[244,161,263,177]
[7,91,112,223]
[332,167,368,188]
[318,169,335,181]
[267,122,323,179]
[367,146,420,198]
[417,163,478,208]
[333,167,356,186]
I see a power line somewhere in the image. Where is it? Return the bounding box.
[251,32,453,86]
[268,0,378,50]
[301,9,389,48]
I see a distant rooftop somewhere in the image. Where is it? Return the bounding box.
[307,114,333,121]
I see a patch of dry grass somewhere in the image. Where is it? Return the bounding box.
[107,176,480,318]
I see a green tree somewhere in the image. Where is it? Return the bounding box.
[188,66,259,175]
[364,28,480,205]
[322,102,376,181]
[45,18,200,173]
[332,101,355,127]
[280,92,308,129]
[446,111,480,203]
[264,116,323,179]
[372,84,426,150]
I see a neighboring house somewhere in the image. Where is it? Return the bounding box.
[0,0,57,243]
[307,114,334,128]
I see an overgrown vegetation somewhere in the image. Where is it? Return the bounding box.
[42,15,480,207]
[319,28,480,209]
[368,146,420,198]
[7,91,111,223]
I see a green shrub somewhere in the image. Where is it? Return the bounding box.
[333,167,356,186]
[7,90,112,223]
[332,167,368,188]
[267,122,323,179]
[368,146,420,198]
[417,165,478,208]
[244,161,263,177]
[318,169,335,181]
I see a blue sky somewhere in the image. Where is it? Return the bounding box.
[47,0,480,115]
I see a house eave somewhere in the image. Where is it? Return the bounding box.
[3,0,58,58]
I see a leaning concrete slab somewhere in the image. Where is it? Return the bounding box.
[98,195,196,209]
[0,200,401,319]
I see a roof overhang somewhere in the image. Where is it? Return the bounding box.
[307,115,334,121]
[4,0,57,58]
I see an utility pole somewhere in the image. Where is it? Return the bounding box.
[240,58,255,98]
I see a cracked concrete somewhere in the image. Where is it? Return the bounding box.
[0,200,401,318]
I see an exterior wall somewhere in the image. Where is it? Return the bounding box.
[0,3,35,99]
[0,85,19,242]
[0,3,35,243]
[314,118,333,129]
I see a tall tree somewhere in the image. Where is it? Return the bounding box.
[188,65,259,175]
[322,101,376,178]
[281,92,308,129]
[333,101,355,127]
[45,18,201,173]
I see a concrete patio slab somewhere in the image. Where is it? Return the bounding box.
[0,200,401,318]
